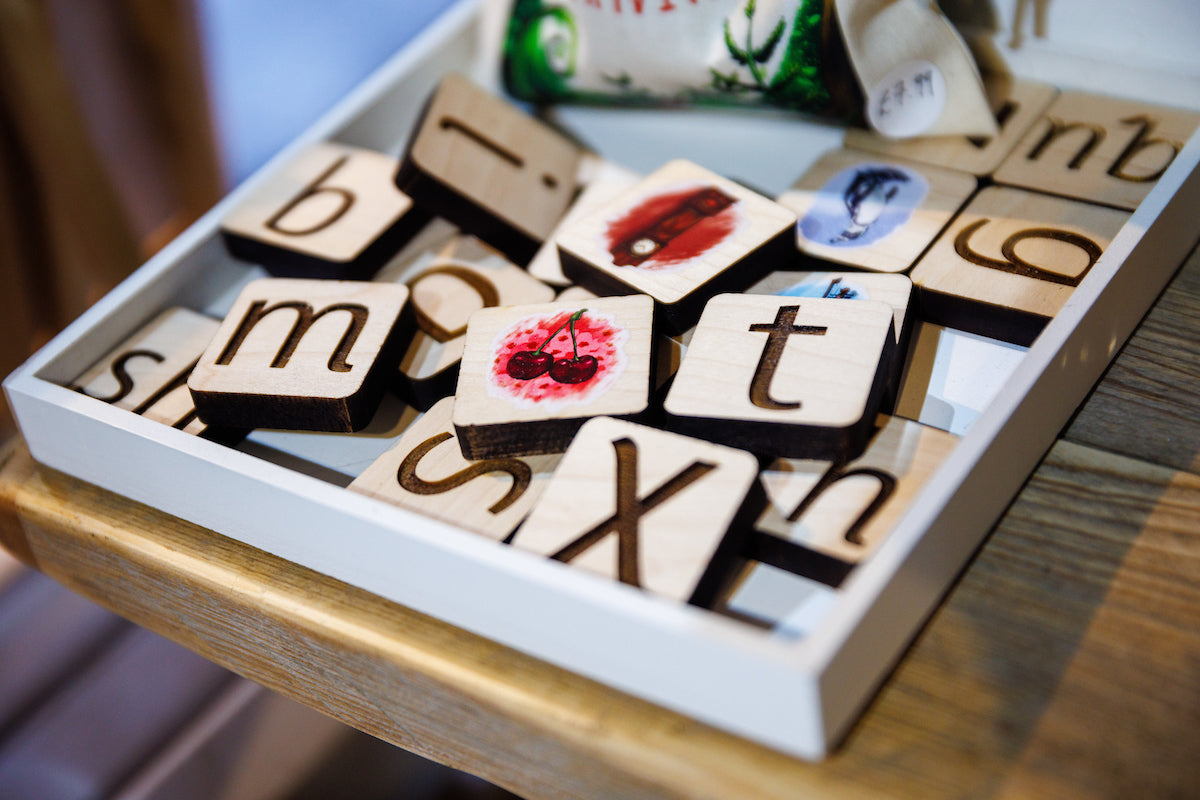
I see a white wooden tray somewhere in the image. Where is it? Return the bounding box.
[6,0,1200,759]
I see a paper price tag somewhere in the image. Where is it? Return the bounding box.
[867,60,946,139]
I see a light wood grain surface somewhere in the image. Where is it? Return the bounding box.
[2,245,1199,797]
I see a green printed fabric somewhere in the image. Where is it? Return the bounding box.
[502,0,861,120]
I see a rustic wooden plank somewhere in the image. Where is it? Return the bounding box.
[1065,241,1200,473]
[2,433,1198,799]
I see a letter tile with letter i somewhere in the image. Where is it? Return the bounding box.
[395,73,582,265]
[348,397,561,542]
[556,159,797,334]
[664,294,896,461]
[910,185,1129,345]
[221,142,428,279]
[189,278,409,432]
[512,417,763,607]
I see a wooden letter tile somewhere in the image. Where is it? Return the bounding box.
[749,416,959,587]
[452,295,654,459]
[511,417,762,606]
[189,278,409,432]
[844,80,1058,176]
[776,148,976,274]
[69,307,241,442]
[746,270,915,411]
[556,159,797,334]
[222,142,426,278]
[395,73,582,264]
[910,185,1129,345]
[375,233,555,409]
[993,91,1200,210]
[348,397,561,541]
[664,294,895,461]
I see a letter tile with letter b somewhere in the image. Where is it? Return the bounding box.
[776,149,976,274]
[512,417,762,607]
[452,295,655,459]
[910,185,1129,345]
[348,397,561,541]
[557,159,797,334]
[395,73,582,265]
[70,307,241,442]
[664,294,896,461]
[993,91,1200,210]
[189,278,409,432]
[375,232,555,409]
[222,142,427,278]
[750,417,959,587]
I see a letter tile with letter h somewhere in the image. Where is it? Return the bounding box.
[512,417,763,606]
[189,278,409,432]
[664,294,896,461]
[222,142,428,278]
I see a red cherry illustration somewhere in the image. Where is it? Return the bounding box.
[505,350,553,379]
[550,355,598,384]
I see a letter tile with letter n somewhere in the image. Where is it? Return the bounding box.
[993,91,1200,210]
[776,148,976,274]
[664,294,896,462]
[556,159,797,334]
[512,417,763,607]
[348,397,561,541]
[395,73,582,265]
[843,80,1059,176]
[221,142,428,279]
[69,307,243,443]
[375,232,555,409]
[909,185,1129,345]
[189,278,410,432]
[748,417,959,588]
[452,295,655,459]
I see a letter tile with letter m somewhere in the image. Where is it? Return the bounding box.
[512,417,763,607]
[189,278,409,432]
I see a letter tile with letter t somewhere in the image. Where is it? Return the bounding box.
[775,148,976,274]
[452,295,655,459]
[909,185,1129,345]
[557,159,798,334]
[511,417,764,607]
[69,307,242,443]
[188,278,410,432]
[748,416,959,588]
[221,142,428,279]
[664,293,896,462]
[395,73,583,265]
[348,397,561,542]
[993,91,1200,210]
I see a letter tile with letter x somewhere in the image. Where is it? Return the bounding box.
[189,278,409,432]
[910,185,1128,345]
[664,294,896,461]
[349,397,561,541]
[512,417,763,607]
[222,142,427,278]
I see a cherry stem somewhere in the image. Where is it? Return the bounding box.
[568,309,583,360]
[533,308,586,356]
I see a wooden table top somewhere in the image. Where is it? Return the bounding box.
[2,244,1199,799]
